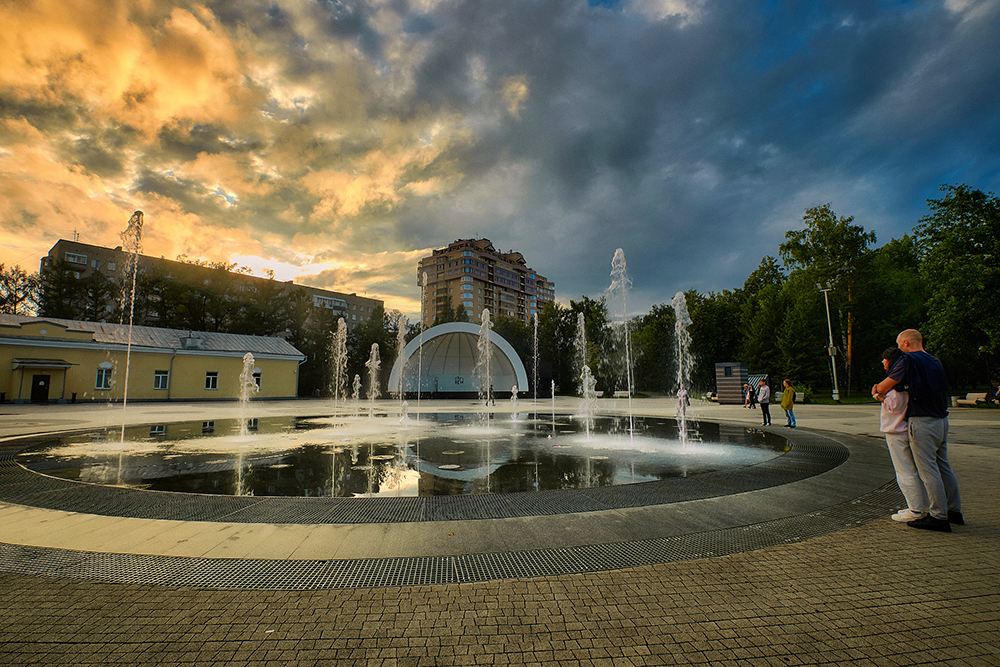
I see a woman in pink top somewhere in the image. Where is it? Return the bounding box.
[874,346,928,522]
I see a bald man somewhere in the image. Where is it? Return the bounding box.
[874,329,963,532]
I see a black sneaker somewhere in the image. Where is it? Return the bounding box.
[948,510,965,525]
[908,516,952,533]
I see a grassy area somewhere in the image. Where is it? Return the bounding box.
[806,395,876,405]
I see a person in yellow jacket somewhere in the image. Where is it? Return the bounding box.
[780,378,796,428]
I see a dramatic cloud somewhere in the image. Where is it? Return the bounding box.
[2,0,999,316]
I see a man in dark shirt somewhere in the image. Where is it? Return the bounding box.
[874,329,963,532]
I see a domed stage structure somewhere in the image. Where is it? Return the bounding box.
[387,322,528,397]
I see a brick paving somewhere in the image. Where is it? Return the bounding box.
[1,401,998,665]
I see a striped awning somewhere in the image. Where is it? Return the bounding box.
[748,373,769,387]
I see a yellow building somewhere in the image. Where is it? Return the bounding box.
[1,315,306,404]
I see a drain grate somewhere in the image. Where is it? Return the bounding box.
[0,483,903,589]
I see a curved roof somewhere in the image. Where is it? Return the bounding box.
[387,322,528,392]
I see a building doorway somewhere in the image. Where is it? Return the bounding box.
[30,375,51,403]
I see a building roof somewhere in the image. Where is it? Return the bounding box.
[0,315,305,359]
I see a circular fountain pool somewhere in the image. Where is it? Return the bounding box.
[17,413,788,498]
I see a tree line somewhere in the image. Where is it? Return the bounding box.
[3,184,997,397]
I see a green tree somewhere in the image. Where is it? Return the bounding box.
[738,257,787,378]
[685,289,742,391]
[38,260,86,319]
[632,304,675,393]
[915,184,1000,386]
[537,301,576,394]
[0,264,40,315]
[780,204,876,395]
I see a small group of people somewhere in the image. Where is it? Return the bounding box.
[743,378,796,428]
[873,329,963,533]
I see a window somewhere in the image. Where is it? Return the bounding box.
[96,367,112,389]
[724,366,733,377]
[253,370,261,389]
[149,425,166,436]
[205,372,218,390]
[91,259,100,269]
[153,370,169,390]
[65,252,87,264]
[107,262,116,272]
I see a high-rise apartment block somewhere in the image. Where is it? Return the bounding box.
[416,238,555,326]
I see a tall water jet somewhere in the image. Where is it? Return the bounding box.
[510,385,520,421]
[580,364,598,439]
[418,272,428,421]
[238,353,259,436]
[331,318,348,404]
[365,344,381,419]
[352,374,362,415]
[551,380,556,436]
[574,312,587,394]
[608,248,634,435]
[395,314,408,412]
[117,211,143,445]
[532,312,539,420]
[235,352,259,495]
[671,291,694,444]
[477,309,493,427]
[671,291,694,392]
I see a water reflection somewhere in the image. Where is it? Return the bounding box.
[18,415,788,498]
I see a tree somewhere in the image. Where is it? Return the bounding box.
[632,304,675,393]
[0,264,40,315]
[38,260,86,319]
[915,184,1000,386]
[537,301,576,394]
[780,204,876,395]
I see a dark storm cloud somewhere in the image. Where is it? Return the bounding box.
[132,169,231,218]
[377,0,1000,311]
[155,124,264,164]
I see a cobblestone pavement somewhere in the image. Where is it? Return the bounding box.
[1,401,998,666]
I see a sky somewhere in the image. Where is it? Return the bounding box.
[2,0,999,319]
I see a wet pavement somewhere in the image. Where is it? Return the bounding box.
[1,398,997,665]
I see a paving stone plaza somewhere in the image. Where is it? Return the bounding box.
[1,398,997,666]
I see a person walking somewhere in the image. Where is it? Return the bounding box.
[780,378,796,428]
[874,329,963,532]
[873,346,928,522]
[757,380,771,426]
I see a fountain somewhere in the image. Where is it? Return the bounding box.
[477,309,493,425]
[352,374,362,415]
[117,211,143,445]
[14,240,796,503]
[671,291,694,443]
[574,312,587,392]
[608,248,634,435]
[394,314,408,413]
[365,344,381,419]
[532,312,539,420]
[22,413,789,498]
[238,352,259,436]
[580,365,598,439]
[331,318,348,404]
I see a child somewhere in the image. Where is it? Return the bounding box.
[874,346,928,522]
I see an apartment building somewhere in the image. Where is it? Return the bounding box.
[42,239,382,327]
[416,238,555,326]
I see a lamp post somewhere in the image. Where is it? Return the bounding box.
[818,283,840,402]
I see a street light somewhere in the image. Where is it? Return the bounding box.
[818,282,840,402]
